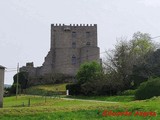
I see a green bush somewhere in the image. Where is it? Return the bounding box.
[66,84,81,95]
[135,77,160,100]
[118,89,136,96]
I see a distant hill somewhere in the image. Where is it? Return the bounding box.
[4,84,11,88]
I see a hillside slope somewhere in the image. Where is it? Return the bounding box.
[25,83,68,96]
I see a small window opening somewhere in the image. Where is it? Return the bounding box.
[72,55,76,64]
[72,42,76,48]
[86,32,90,38]
[72,32,76,38]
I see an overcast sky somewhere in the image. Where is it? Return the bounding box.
[1,0,160,84]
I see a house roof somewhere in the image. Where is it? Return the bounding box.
[0,65,5,69]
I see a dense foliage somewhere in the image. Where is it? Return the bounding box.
[131,49,160,87]
[135,77,160,100]
[10,72,28,94]
[13,72,28,89]
[76,61,102,84]
[68,61,123,95]
[67,61,107,95]
[66,84,81,95]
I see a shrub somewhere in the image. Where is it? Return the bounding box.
[66,84,81,95]
[13,72,28,90]
[9,83,20,94]
[118,89,136,96]
[135,77,160,100]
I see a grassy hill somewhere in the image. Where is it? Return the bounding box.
[1,95,160,120]
[25,83,68,96]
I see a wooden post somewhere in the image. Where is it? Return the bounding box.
[16,63,19,99]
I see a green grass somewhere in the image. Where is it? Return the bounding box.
[66,95,135,102]
[1,109,158,120]
[3,95,48,108]
[32,84,67,91]
[0,95,159,119]
[2,96,120,113]
[25,83,68,96]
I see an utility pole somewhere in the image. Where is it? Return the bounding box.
[16,63,19,99]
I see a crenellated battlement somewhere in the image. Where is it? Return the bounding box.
[51,23,97,27]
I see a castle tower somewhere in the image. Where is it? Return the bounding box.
[42,24,100,76]
[20,24,100,85]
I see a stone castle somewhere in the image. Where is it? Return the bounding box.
[20,24,100,85]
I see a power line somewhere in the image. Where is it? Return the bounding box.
[151,36,160,39]
[5,68,17,72]
[5,70,17,72]
[6,68,17,70]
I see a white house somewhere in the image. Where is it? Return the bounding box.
[0,65,5,108]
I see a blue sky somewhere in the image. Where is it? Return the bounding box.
[1,0,160,84]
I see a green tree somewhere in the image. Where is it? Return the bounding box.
[76,61,102,84]
[131,49,160,88]
[68,61,122,95]
[76,61,104,95]
[130,32,155,62]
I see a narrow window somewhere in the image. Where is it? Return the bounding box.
[86,32,90,38]
[72,42,76,48]
[86,55,88,60]
[72,55,76,64]
[72,32,76,38]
